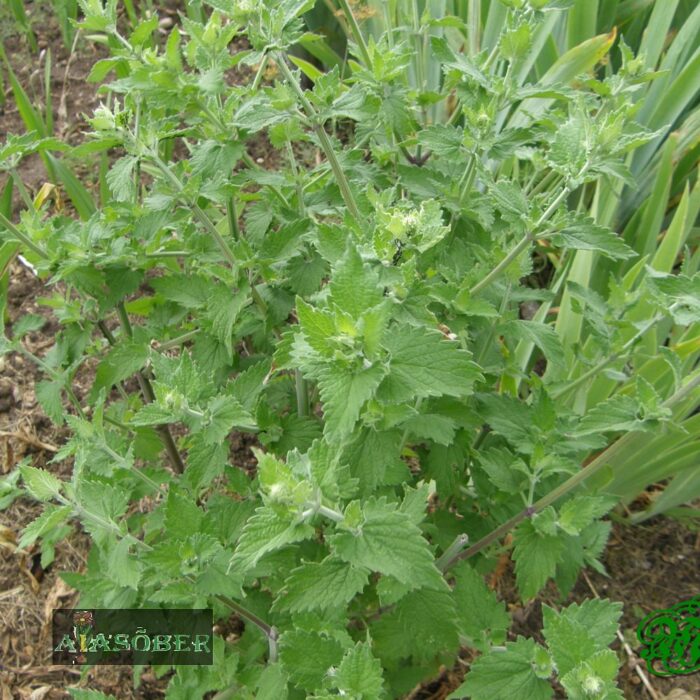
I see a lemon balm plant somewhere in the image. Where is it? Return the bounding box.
[1,0,700,698]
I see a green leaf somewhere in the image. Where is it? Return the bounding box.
[512,512,564,599]
[453,563,510,650]
[559,649,623,700]
[372,587,459,662]
[205,285,251,356]
[450,638,553,700]
[12,313,45,337]
[68,690,117,700]
[544,599,622,653]
[504,321,565,371]
[334,642,385,698]
[202,395,256,443]
[150,274,212,309]
[549,216,636,260]
[105,155,137,201]
[328,244,383,319]
[165,491,203,539]
[317,364,385,440]
[35,379,65,424]
[256,663,289,700]
[230,506,315,573]
[378,325,481,403]
[105,537,141,590]
[330,498,445,591]
[279,630,345,691]
[558,495,614,535]
[20,464,62,501]
[273,557,369,614]
[572,394,643,436]
[91,341,149,400]
[18,504,72,549]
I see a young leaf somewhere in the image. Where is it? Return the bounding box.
[230,506,315,573]
[334,642,385,698]
[273,557,369,614]
[330,498,445,591]
[453,563,510,650]
[450,638,553,700]
[20,465,63,501]
[512,510,565,599]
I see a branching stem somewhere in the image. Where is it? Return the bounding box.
[442,369,700,571]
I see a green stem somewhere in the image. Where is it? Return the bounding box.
[442,369,700,571]
[551,316,663,400]
[251,53,269,91]
[156,329,200,351]
[436,534,470,571]
[469,183,573,295]
[114,302,185,474]
[0,211,48,259]
[336,0,371,67]
[226,198,240,240]
[273,52,363,223]
[149,152,237,267]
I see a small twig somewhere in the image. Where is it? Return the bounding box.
[582,572,659,700]
[0,430,58,453]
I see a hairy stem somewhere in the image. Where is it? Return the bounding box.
[470,183,572,295]
[114,303,185,474]
[336,0,371,67]
[273,52,363,223]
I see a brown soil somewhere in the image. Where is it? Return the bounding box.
[1,6,699,700]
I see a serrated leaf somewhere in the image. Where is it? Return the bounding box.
[106,537,141,590]
[105,155,137,201]
[504,320,566,371]
[512,515,564,599]
[20,465,62,501]
[378,325,481,403]
[273,557,369,613]
[317,363,385,439]
[330,498,445,591]
[558,495,614,536]
[18,504,72,549]
[572,394,643,436]
[334,642,385,698]
[230,506,314,573]
[205,285,250,356]
[372,587,459,662]
[328,245,383,319]
[450,638,553,700]
[550,216,636,260]
[453,563,510,650]
[35,379,64,424]
[279,630,345,691]
[91,341,149,400]
[151,274,212,308]
[544,599,622,655]
[202,395,255,443]
[559,648,622,700]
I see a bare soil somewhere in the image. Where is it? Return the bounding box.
[1,7,698,700]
